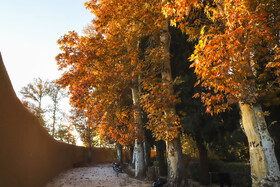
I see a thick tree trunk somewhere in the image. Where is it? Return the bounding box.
[196,141,209,185]
[116,142,123,164]
[166,137,187,187]
[134,139,145,177]
[156,141,167,176]
[160,10,188,186]
[239,102,280,186]
[131,85,146,177]
[144,140,151,167]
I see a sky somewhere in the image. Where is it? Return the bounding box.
[0,0,94,145]
[0,0,93,97]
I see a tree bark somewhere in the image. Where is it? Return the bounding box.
[87,125,92,163]
[116,142,123,164]
[196,141,209,185]
[132,148,136,165]
[134,139,145,177]
[144,140,151,167]
[156,141,167,176]
[166,137,187,187]
[160,9,188,186]
[239,102,280,187]
[52,100,57,137]
[131,85,146,177]
[129,145,134,164]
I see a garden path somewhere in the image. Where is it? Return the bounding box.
[46,163,152,187]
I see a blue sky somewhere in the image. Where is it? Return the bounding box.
[0,0,93,96]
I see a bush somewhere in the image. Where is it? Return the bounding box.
[188,160,251,186]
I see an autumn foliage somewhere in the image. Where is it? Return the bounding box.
[55,0,280,186]
[162,0,280,186]
[164,0,280,114]
[56,0,183,144]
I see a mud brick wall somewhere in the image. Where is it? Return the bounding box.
[0,53,88,187]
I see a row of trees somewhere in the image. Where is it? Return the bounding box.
[20,78,75,144]
[20,77,107,147]
[55,0,280,186]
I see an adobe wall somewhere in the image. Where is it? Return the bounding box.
[90,147,116,164]
[0,53,113,186]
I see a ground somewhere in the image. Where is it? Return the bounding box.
[45,164,152,187]
[45,163,221,187]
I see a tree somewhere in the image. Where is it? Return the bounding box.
[131,78,146,177]
[21,100,38,114]
[48,81,67,137]
[21,99,48,131]
[57,0,151,178]
[57,0,188,184]
[164,0,280,185]
[70,108,96,148]
[20,77,49,127]
[263,94,280,164]
[169,27,248,184]
[138,17,188,187]
[84,0,159,176]
[160,17,187,186]
[56,124,76,145]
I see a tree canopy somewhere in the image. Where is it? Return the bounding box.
[55,0,280,186]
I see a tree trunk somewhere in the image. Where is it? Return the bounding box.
[129,145,134,164]
[87,147,92,163]
[134,139,145,177]
[87,126,92,163]
[166,137,187,187]
[131,85,146,177]
[87,126,92,149]
[52,102,57,137]
[38,97,42,116]
[196,141,209,185]
[239,102,280,187]
[116,142,123,164]
[160,9,187,186]
[144,140,151,167]
[156,141,167,176]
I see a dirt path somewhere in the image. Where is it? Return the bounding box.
[45,164,152,187]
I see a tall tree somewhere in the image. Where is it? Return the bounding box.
[160,17,187,186]
[57,0,187,184]
[21,99,47,129]
[85,0,187,183]
[70,108,96,148]
[164,0,280,186]
[48,81,67,137]
[131,77,146,177]
[56,124,76,145]
[56,27,138,153]
[20,77,49,127]
[84,0,155,178]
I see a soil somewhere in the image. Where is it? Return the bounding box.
[45,163,221,187]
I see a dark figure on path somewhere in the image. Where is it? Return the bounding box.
[112,162,123,175]
[152,178,167,187]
